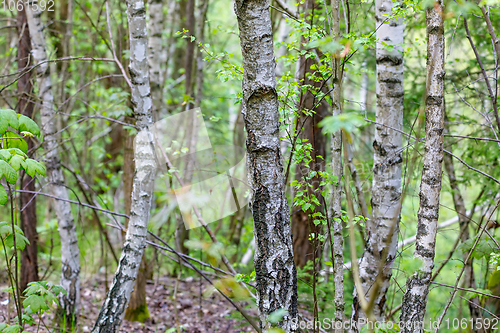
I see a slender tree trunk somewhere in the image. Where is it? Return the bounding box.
[25,2,81,327]
[234,1,298,331]
[92,0,156,331]
[400,2,445,331]
[329,0,344,329]
[172,0,187,78]
[353,0,404,324]
[443,116,483,332]
[184,0,196,99]
[123,118,150,323]
[148,0,164,117]
[123,0,166,321]
[17,5,39,293]
[194,0,209,108]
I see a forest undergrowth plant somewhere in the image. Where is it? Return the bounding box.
[0,108,66,332]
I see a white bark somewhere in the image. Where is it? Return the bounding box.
[25,1,81,323]
[148,0,164,116]
[329,0,344,330]
[92,0,156,331]
[354,0,404,324]
[234,1,298,331]
[400,2,445,331]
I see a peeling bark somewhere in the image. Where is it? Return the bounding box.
[354,0,404,324]
[92,0,156,331]
[234,1,298,331]
[25,1,81,325]
[400,3,445,331]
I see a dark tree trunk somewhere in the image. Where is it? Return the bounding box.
[291,49,328,268]
[17,5,39,293]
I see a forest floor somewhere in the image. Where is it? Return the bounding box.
[0,276,255,332]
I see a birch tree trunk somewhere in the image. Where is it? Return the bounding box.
[353,0,404,324]
[25,2,81,326]
[329,0,344,329]
[92,0,156,331]
[234,1,298,331]
[400,2,445,331]
[148,0,164,116]
[17,5,39,293]
[123,0,165,321]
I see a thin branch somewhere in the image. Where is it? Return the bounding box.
[444,149,500,185]
[15,189,129,218]
[105,1,132,89]
[463,16,500,136]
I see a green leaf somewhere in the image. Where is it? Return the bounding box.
[0,160,18,184]
[1,131,28,153]
[24,159,45,177]
[7,148,27,158]
[0,221,11,235]
[5,232,30,250]
[23,294,49,313]
[319,113,364,135]
[18,115,40,137]
[50,285,67,296]
[3,324,22,333]
[0,150,11,161]
[0,185,7,205]
[268,308,287,324]
[9,155,24,171]
[0,109,19,131]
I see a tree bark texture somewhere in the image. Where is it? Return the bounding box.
[25,1,81,325]
[329,0,344,329]
[92,0,156,331]
[148,0,164,116]
[17,5,39,293]
[354,0,404,324]
[400,3,445,332]
[234,1,298,331]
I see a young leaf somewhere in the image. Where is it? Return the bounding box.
[2,324,22,333]
[0,221,11,235]
[8,155,24,171]
[0,150,11,161]
[0,160,18,184]
[18,115,41,137]
[0,109,19,130]
[23,294,49,313]
[0,184,7,205]
[1,131,28,153]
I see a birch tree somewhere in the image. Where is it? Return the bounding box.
[234,0,298,331]
[25,2,81,326]
[92,0,157,331]
[354,0,404,323]
[329,0,344,329]
[400,2,445,331]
